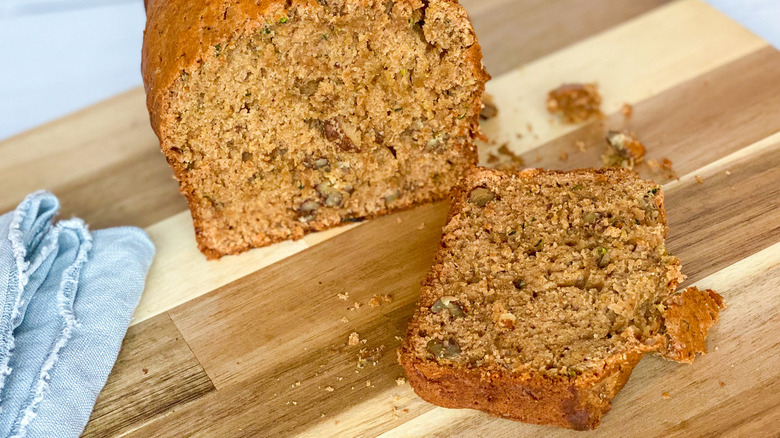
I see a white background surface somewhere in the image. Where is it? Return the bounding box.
[0,0,778,141]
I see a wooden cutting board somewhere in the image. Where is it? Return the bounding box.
[2,0,779,436]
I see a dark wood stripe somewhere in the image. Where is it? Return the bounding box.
[668,143,780,285]
[81,313,216,437]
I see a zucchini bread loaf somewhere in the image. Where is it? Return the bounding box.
[142,0,489,258]
[399,167,724,430]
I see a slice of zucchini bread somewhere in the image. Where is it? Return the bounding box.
[399,167,724,430]
[142,0,489,258]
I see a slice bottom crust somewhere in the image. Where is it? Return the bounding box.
[399,167,723,430]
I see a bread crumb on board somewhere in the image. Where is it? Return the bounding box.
[547,83,603,124]
[357,345,387,368]
[487,144,525,170]
[498,144,524,165]
[647,157,677,179]
[621,103,633,118]
[348,332,360,346]
[368,294,393,307]
[602,130,646,169]
[480,93,498,120]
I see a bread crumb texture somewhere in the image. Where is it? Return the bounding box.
[400,167,724,430]
[143,0,489,258]
[547,83,603,124]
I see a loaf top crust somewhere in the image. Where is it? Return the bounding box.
[142,0,485,140]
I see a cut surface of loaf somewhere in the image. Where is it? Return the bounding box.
[399,167,724,430]
[142,0,489,258]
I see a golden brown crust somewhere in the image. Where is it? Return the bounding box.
[659,287,725,363]
[400,167,677,429]
[143,0,282,137]
[143,0,488,258]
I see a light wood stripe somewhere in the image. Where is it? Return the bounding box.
[459,0,671,77]
[129,0,768,327]
[132,213,360,325]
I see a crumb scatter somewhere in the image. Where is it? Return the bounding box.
[602,130,646,169]
[547,83,603,124]
[621,103,633,118]
[480,93,498,120]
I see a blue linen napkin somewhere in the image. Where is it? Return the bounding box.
[0,192,155,438]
